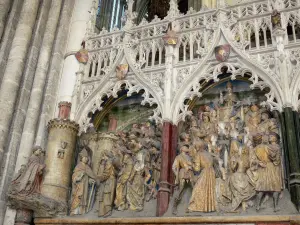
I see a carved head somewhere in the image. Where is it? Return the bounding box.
[269,132,279,143]
[250,104,259,112]
[194,140,205,151]
[261,111,270,121]
[32,146,43,156]
[180,145,190,153]
[226,82,233,92]
[203,114,210,122]
[79,148,89,164]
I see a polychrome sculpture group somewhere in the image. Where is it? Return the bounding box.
[7,82,284,217]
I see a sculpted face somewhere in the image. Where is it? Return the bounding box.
[81,156,89,164]
[34,148,42,156]
[203,115,209,122]
[251,105,259,112]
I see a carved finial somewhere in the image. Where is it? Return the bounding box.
[166,0,180,20]
[123,0,137,29]
[86,0,98,36]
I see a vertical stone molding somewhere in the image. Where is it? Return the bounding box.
[157,121,173,217]
[41,119,79,204]
[282,107,300,211]
[35,0,75,147]
[57,0,94,119]
[0,0,12,41]
[58,102,72,119]
[17,0,63,173]
[14,209,32,225]
[0,0,40,164]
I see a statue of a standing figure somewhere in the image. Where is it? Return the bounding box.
[253,134,282,212]
[115,146,134,211]
[172,145,194,215]
[70,149,96,215]
[9,146,45,197]
[126,136,146,211]
[97,150,119,217]
[188,141,217,213]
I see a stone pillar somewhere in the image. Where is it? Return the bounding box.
[157,121,173,216]
[170,124,178,195]
[282,107,300,211]
[0,0,12,40]
[0,0,40,164]
[35,0,75,148]
[0,0,23,86]
[14,209,32,225]
[108,115,118,131]
[41,119,79,204]
[17,0,63,171]
[0,1,49,224]
[58,102,72,119]
[56,0,94,119]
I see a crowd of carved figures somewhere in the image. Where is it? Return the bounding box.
[172,82,283,214]
[70,122,162,217]
[7,82,284,217]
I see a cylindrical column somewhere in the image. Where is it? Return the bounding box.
[0,0,40,164]
[56,0,94,119]
[157,121,173,217]
[282,107,300,211]
[17,0,63,171]
[35,0,75,147]
[170,124,178,195]
[0,0,12,40]
[41,119,79,204]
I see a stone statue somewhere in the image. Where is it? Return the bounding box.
[253,134,282,212]
[9,146,45,197]
[126,136,146,211]
[223,82,238,108]
[97,150,119,217]
[222,156,256,212]
[172,145,194,215]
[115,145,134,211]
[246,104,261,135]
[188,141,217,213]
[70,148,96,215]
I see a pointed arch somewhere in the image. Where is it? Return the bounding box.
[170,27,284,124]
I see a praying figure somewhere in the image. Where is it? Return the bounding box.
[9,146,45,197]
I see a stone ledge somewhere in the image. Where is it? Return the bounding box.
[35,215,300,224]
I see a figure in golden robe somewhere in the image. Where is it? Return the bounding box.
[246,105,261,135]
[172,145,194,215]
[222,156,256,212]
[188,141,217,213]
[115,145,134,211]
[97,150,119,217]
[253,134,282,212]
[9,146,45,198]
[126,136,146,211]
[70,149,96,215]
[223,82,238,108]
[198,114,214,139]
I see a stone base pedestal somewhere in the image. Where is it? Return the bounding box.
[34,215,300,225]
